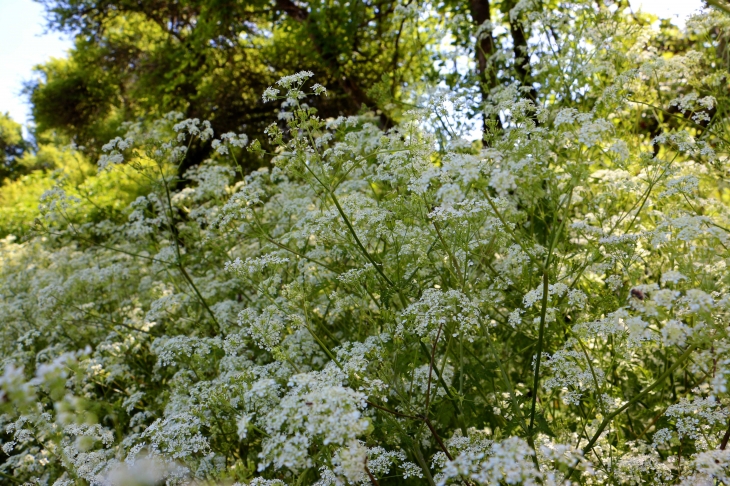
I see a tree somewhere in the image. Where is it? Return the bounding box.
[29,0,439,167]
[0,113,28,180]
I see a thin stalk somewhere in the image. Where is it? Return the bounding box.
[606,154,675,236]
[425,322,446,413]
[419,341,464,420]
[260,229,336,272]
[628,98,730,145]
[305,323,343,369]
[720,420,730,450]
[432,219,464,286]
[422,416,454,461]
[44,222,169,264]
[412,444,437,486]
[528,185,573,437]
[297,125,394,287]
[528,269,550,434]
[0,471,22,484]
[365,464,381,486]
[301,304,343,369]
[576,336,607,416]
[366,400,419,420]
[565,344,697,482]
[155,163,220,332]
[634,409,667,442]
[177,262,221,333]
[485,334,529,434]
[327,188,395,287]
[365,399,455,473]
[479,188,541,270]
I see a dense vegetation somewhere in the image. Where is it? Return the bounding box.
[2,0,730,485]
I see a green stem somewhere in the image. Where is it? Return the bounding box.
[297,122,394,288]
[158,164,221,333]
[419,341,465,427]
[576,336,607,416]
[0,470,22,484]
[177,261,221,333]
[486,334,529,434]
[432,219,464,286]
[479,188,541,270]
[412,444,437,486]
[528,185,573,438]
[565,344,697,482]
[528,270,549,435]
[328,189,395,287]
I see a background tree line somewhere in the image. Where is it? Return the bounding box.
[0,0,723,236]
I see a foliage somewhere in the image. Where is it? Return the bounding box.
[13,0,454,235]
[29,0,442,162]
[0,113,28,180]
[9,0,563,234]
[28,56,123,150]
[0,142,151,237]
[3,1,730,486]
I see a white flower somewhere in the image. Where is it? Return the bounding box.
[661,319,690,346]
[263,87,281,102]
[275,71,315,89]
[396,289,482,342]
[237,414,253,439]
[238,306,290,351]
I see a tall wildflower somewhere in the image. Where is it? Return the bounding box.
[2,5,730,486]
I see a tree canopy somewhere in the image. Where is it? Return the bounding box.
[0,113,28,180]
[29,0,442,157]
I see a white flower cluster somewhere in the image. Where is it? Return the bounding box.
[315,441,422,485]
[258,376,370,472]
[434,433,544,486]
[212,132,249,155]
[397,289,482,342]
[3,7,730,484]
[237,306,290,351]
